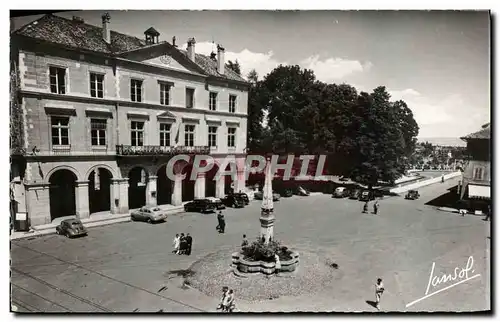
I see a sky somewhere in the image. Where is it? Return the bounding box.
[11,10,491,141]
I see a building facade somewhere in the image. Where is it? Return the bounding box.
[458,123,491,210]
[10,13,250,229]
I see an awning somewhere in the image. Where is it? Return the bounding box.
[468,184,490,199]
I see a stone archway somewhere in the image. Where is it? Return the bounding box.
[49,169,77,221]
[157,164,173,205]
[182,164,195,202]
[224,162,237,195]
[88,167,113,214]
[205,163,220,198]
[128,167,148,210]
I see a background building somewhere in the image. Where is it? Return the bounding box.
[458,123,491,211]
[10,13,250,230]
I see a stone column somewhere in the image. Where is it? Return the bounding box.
[112,178,129,214]
[24,182,51,227]
[215,177,225,198]
[75,180,90,220]
[146,175,158,207]
[194,173,206,199]
[172,174,183,206]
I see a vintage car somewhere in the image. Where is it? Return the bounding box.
[281,189,294,198]
[205,197,226,210]
[254,191,281,201]
[131,206,168,223]
[184,199,216,213]
[349,189,362,200]
[56,219,88,238]
[222,195,245,208]
[359,190,375,202]
[332,187,349,198]
[228,192,250,205]
[405,190,420,200]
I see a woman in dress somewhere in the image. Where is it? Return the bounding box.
[274,254,281,276]
[172,234,180,254]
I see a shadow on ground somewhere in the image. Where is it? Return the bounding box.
[366,300,377,308]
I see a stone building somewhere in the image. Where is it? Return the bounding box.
[10,13,249,229]
[458,123,491,210]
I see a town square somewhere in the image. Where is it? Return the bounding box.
[9,9,491,313]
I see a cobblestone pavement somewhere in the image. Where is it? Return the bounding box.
[11,178,490,312]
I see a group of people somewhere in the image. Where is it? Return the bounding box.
[363,200,380,215]
[216,211,226,234]
[172,233,193,255]
[217,286,236,312]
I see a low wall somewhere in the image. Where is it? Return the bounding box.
[390,171,462,194]
[231,251,300,275]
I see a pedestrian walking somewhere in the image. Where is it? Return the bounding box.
[217,286,229,312]
[172,234,180,254]
[185,233,193,255]
[375,278,385,310]
[274,254,281,276]
[226,289,236,312]
[219,214,226,234]
[216,211,223,232]
[441,174,445,183]
[179,233,187,255]
[241,234,249,247]
[484,205,491,221]
[363,201,369,213]
[373,200,379,215]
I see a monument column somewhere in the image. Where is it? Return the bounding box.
[259,157,275,244]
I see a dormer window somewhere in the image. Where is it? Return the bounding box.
[144,27,160,45]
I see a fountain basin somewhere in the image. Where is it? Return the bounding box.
[231,251,300,275]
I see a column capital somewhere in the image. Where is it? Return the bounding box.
[148,175,158,180]
[112,178,129,184]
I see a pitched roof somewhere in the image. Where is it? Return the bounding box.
[144,27,160,36]
[13,14,248,83]
[461,124,491,141]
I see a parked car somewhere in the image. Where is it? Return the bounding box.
[222,195,245,208]
[333,187,349,198]
[205,197,226,210]
[405,190,420,200]
[254,191,281,201]
[359,190,375,202]
[349,189,362,200]
[56,219,88,238]
[228,192,250,205]
[184,199,216,213]
[295,186,310,196]
[131,206,168,223]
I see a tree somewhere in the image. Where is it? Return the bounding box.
[247,69,258,84]
[227,59,241,75]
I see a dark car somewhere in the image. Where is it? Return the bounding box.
[333,187,349,198]
[184,199,216,213]
[222,195,245,208]
[349,189,362,200]
[229,192,250,205]
[205,197,226,210]
[254,191,281,201]
[359,190,375,202]
[56,219,88,238]
[405,190,420,200]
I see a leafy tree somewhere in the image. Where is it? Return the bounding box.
[247,69,258,84]
[227,59,241,75]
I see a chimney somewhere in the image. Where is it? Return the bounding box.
[187,38,196,62]
[217,44,225,74]
[210,51,217,61]
[172,36,177,47]
[101,12,111,44]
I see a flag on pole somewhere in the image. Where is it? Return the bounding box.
[174,122,181,146]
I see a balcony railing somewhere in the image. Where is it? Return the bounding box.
[116,145,210,156]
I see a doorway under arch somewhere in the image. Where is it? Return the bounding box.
[224,163,237,195]
[181,164,195,202]
[49,169,77,221]
[128,167,148,210]
[205,163,220,198]
[157,165,173,205]
[88,168,113,214]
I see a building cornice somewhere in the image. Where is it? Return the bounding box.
[19,89,248,119]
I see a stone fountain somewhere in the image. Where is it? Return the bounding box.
[232,158,299,275]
